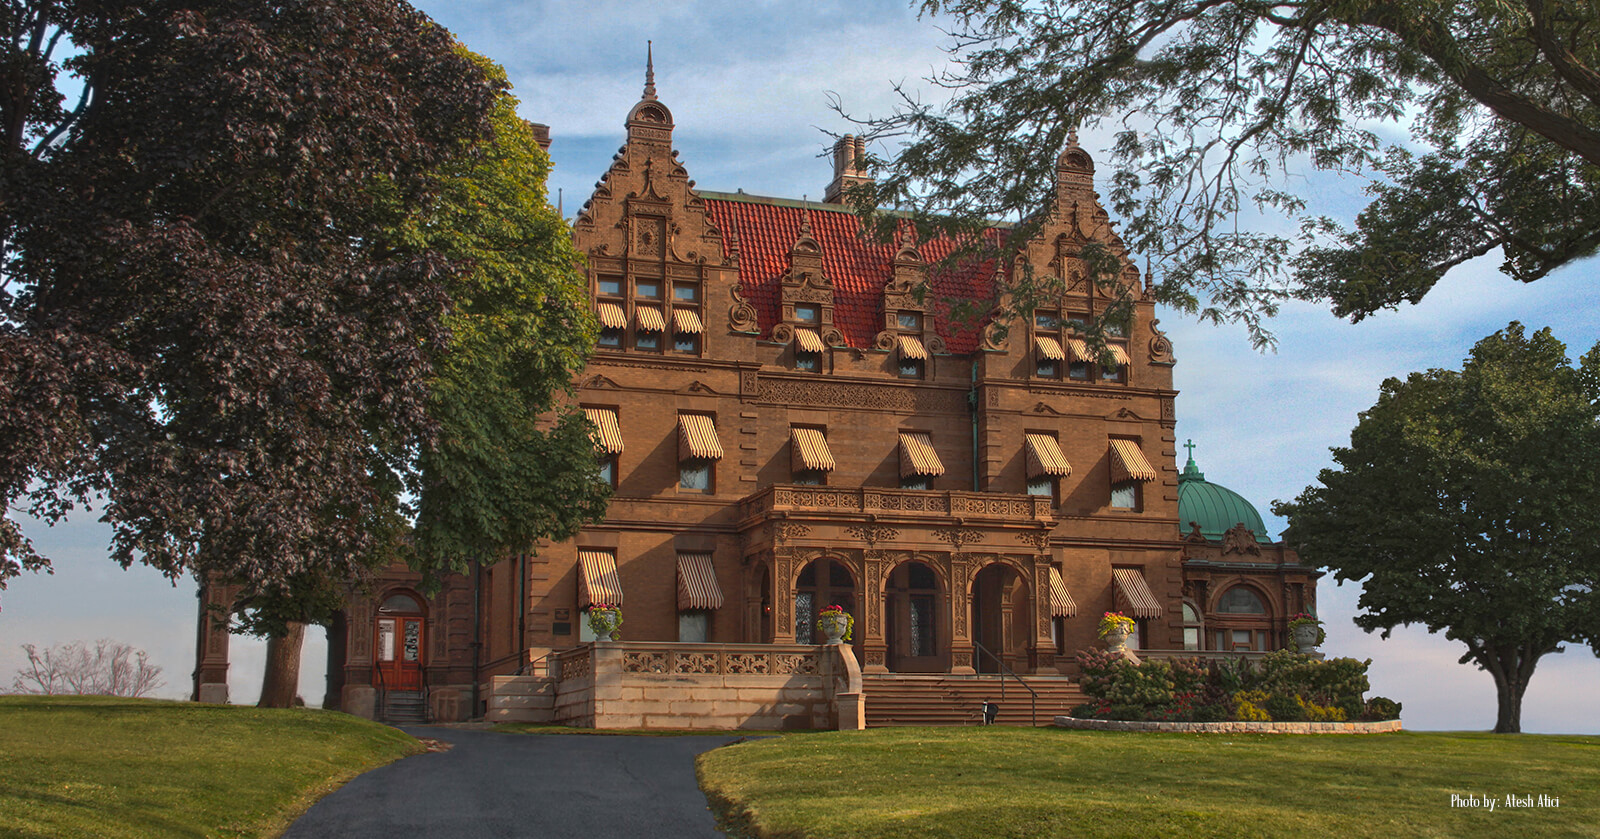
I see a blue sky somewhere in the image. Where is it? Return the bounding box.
[3,1,1597,733]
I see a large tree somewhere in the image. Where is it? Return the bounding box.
[0,3,496,596]
[1275,324,1600,733]
[843,1,1600,345]
[236,52,611,707]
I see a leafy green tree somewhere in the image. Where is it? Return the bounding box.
[1,2,497,597]
[844,1,1600,345]
[235,53,610,707]
[1276,324,1600,733]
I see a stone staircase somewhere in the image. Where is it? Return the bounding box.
[380,690,430,725]
[862,674,1089,727]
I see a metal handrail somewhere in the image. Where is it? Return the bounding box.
[373,659,387,723]
[970,639,1040,727]
[518,650,553,677]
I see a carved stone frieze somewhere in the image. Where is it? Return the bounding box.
[755,377,966,414]
[981,320,1008,352]
[845,524,900,545]
[1015,530,1052,551]
[771,522,812,543]
[934,527,984,550]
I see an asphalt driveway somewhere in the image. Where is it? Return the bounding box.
[283,726,739,838]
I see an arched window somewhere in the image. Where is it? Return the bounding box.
[1216,586,1266,614]
[379,593,422,614]
[1181,601,1203,651]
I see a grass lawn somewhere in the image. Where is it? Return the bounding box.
[0,695,421,839]
[698,727,1600,838]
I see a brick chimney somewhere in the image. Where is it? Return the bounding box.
[823,134,871,204]
[528,123,552,152]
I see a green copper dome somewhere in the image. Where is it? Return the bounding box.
[1176,442,1271,543]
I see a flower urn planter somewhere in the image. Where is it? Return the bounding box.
[1103,627,1131,653]
[1292,624,1321,653]
[818,612,850,645]
[589,609,621,643]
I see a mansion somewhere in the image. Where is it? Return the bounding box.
[194,62,1320,727]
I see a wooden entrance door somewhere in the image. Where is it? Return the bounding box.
[375,597,425,691]
[885,561,943,672]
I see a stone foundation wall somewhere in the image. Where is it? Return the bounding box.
[1053,716,1402,734]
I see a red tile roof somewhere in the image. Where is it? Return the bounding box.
[702,196,1003,354]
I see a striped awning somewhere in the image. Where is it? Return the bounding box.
[794,327,826,353]
[634,306,666,332]
[1034,335,1066,361]
[677,414,724,461]
[1064,338,1092,362]
[1109,438,1157,483]
[898,432,944,477]
[676,552,724,610]
[673,307,704,334]
[1106,344,1131,367]
[897,334,928,360]
[1048,567,1078,618]
[791,427,836,472]
[1112,567,1161,619]
[596,302,627,329]
[578,550,623,607]
[1025,433,1072,478]
[583,407,623,455]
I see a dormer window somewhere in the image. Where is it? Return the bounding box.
[898,312,922,331]
[795,304,820,324]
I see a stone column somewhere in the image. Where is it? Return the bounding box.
[192,576,237,704]
[1031,558,1056,674]
[948,553,975,674]
[860,550,889,674]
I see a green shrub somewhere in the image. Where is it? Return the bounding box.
[1192,703,1229,723]
[1169,657,1208,694]
[1265,692,1305,722]
[1105,704,1149,721]
[1070,701,1109,719]
[1363,696,1403,721]
[1233,690,1271,721]
[1297,696,1347,722]
[1102,659,1175,708]
[1074,648,1126,699]
[1337,696,1365,721]
[1256,652,1371,706]
[1214,656,1259,694]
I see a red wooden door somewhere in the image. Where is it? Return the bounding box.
[375,615,424,690]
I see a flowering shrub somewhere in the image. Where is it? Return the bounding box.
[817,604,854,641]
[1097,611,1136,638]
[1069,648,1396,724]
[1234,690,1272,721]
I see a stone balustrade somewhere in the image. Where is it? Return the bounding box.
[738,484,1055,524]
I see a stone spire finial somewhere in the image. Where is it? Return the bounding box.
[1067,126,1080,147]
[799,195,813,239]
[643,41,657,101]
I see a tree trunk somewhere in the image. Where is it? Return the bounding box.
[257,622,306,708]
[1482,642,1543,734]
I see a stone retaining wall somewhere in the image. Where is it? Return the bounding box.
[489,641,866,731]
[1053,716,1402,734]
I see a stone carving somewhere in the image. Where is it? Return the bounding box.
[560,651,591,680]
[845,525,900,545]
[1222,523,1263,556]
[872,330,897,352]
[864,649,886,666]
[981,320,1008,352]
[820,326,847,348]
[925,334,948,355]
[772,522,811,543]
[728,283,759,333]
[934,527,984,549]
[1148,319,1176,366]
[740,370,759,395]
[771,323,795,344]
[952,650,972,668]
[773,653,818,675]
[675,652,719,674]
[623,651,669,673]
[726,653,768,675]
[755,378,966,414]
[1015,530,1052,551]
